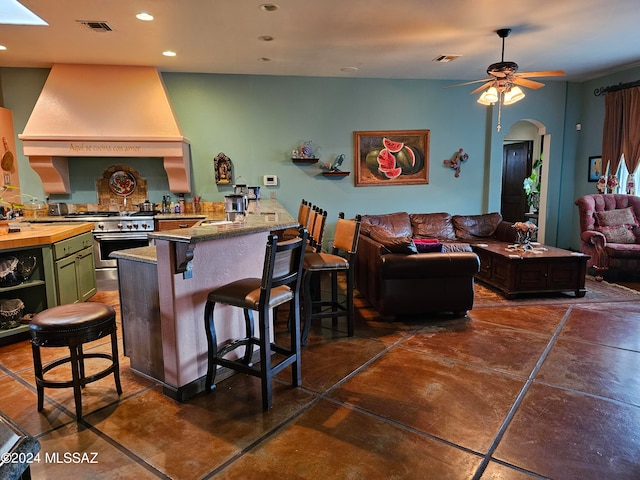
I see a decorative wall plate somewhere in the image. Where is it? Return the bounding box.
[109,171,137,196]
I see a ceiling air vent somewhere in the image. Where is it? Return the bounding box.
[77,20,113,32]
[433,54,462,63]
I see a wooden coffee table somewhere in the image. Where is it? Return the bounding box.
[473,242,589,299]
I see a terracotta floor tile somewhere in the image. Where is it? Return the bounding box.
[296,336,389,393]
[480,461,541,479]
[494,383,640,479]
[329,347,524,453]
[536,337,640,406]
[29,421,160,480]
[561,302,640,350]
[468,304,568,334]
[0,374,74,436]
[403,317,551,377]
[87,376,316,480]
[213,398,483,480]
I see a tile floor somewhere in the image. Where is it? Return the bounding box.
[1,282,640,479]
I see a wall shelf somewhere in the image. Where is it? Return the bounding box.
[292,158,319,164]
[321,171,350,177]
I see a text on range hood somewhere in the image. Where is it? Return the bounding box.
[19,64,191,194]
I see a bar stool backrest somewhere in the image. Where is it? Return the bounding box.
[261,228,308,303]
[331,213,362,256]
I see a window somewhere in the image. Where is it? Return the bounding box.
[617,158,639,195]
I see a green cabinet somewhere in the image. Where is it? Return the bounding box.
[53,232,97,304]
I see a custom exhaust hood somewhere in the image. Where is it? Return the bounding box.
[19,64,191,194]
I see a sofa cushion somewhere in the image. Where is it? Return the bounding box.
[368,226,417,254]
[361,212,413,238]
[597,225,637,244]
[410,213,456,240]
[452,212,503,239]
[594,206,639,227]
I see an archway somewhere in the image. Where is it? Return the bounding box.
[502,119,550,243]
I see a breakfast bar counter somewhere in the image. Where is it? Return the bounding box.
[112,200,298,400]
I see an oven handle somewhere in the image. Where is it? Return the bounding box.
[94,233,150,241]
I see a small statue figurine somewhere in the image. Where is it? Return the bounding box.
[320,154,345,172]
[301,141,314,158]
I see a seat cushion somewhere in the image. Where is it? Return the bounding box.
[207,278,293,310]
[30,303,115,332]
[303,252,349,271]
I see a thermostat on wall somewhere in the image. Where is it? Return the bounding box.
[263,175,278,186]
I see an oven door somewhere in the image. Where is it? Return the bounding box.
[93,233,150,269]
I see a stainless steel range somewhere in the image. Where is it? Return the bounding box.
[64,211,156,287]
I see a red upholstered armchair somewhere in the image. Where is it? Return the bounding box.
[575,194,640,279]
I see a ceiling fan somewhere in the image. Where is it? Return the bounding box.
[449,28,564,130]
[450,28,565,99]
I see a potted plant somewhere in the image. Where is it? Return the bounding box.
[523,157,542,213]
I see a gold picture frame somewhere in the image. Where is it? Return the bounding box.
[354,130,430,187]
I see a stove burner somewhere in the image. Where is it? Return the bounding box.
[129,210,161,217]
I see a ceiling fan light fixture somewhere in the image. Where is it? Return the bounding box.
[503,86,525,105]
[480,87,499,104]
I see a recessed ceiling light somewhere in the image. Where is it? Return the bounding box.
[259,4,279,12]
[136,12,154,21]
[0,46,6,51]
[163,51,176,57]
[341,67,358,73]
[258,35,274,42]
[257,57,271,62]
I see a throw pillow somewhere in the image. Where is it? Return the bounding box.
[368,226,417,254]
[413,239,443,253]
[596,225,637,244]
[594,207,639,227]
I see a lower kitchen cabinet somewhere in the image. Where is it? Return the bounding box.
[53,232,97,304]
[0,229,97,344]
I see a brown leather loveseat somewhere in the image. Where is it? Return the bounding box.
[355,211,515,317]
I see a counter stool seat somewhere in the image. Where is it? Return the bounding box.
[29,302,122,421]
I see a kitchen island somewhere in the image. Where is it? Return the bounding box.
[0,222,96,344]
[112,200,298,400]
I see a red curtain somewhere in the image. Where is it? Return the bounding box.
[602,90,624,191]
[622,87,640,185]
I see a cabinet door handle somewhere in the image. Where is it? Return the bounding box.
[179,224,189,228]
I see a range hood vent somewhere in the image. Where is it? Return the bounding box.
[19,64,191,194]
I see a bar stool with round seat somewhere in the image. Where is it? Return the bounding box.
[29,302,122,420]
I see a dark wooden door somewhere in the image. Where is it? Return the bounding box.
[501,141,532,222]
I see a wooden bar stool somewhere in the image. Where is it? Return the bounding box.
[302,213,362,345]
[204,228,307,410]
[29,303,122,420]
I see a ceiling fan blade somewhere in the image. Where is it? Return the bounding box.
[444,78,493,89]
[516,70,565,78]
[470,81,494,95]
[513,77,545,89]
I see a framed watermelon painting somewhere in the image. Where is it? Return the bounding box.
[354,130,430,187]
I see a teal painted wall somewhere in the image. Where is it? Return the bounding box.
[1,66,610,247]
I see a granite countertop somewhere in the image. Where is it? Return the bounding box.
[110,245,157,264]
[148,200,297,244]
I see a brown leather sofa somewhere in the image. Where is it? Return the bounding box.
[355,211,515,317]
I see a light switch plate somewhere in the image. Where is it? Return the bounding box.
[263,175,277,186]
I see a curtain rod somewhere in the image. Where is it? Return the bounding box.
[594,79,640,96]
